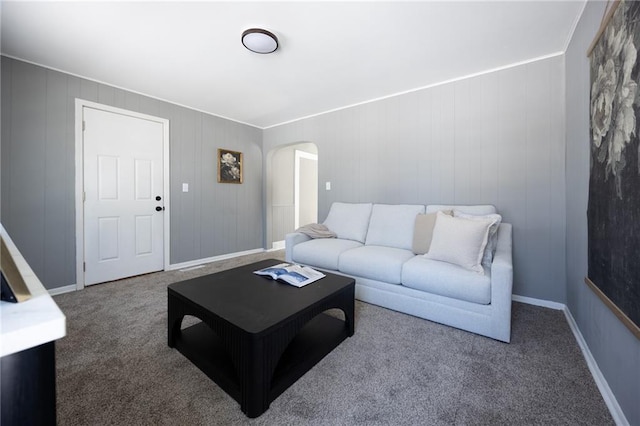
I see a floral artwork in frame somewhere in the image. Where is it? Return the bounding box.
[588,0,640,338]
[217,149,243,184]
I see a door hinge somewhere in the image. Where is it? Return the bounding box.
[83,262,86,272]
[82,121,86,131]
[83,191,86,202]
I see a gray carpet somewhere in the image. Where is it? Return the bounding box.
[53,250,613,425]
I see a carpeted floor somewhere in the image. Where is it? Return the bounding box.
[53,250,614,425]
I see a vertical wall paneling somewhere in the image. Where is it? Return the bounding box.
[1,58,13,223]
[549,57,567,303]
[1,57,263,289]
[397,93,420,202]
[415,89,432,202]
[80,79,99,103]
[44,70,68,288]
[97,85,116,107]
[11,60,47,276]
[479,73,500,205]
[524,60,551,299]
[200,115,217,256]
[497,66,529,297]
[436,84,456,203]
[454,79,475,202]
[192,111,203,259]
[264,55,566,301]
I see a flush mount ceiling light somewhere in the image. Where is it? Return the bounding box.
[242,28,278,54]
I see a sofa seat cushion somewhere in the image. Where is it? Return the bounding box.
[292,238,362,271]
[401,256,491,304]
[339,246,415,284]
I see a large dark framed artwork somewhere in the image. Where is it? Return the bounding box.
[217,149,243,184]
[588,0,640,339]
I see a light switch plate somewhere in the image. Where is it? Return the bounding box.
[182,183,189,192]
[326,182,331,190]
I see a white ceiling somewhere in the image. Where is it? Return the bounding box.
[1,1,586,129]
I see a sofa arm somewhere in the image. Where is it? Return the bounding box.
[489,223,513,342]
[491,223,513,305]
[285,232,311,262]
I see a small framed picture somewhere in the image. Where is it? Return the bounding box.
[217,149,243,184]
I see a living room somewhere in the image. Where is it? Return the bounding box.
[1,1,638,425]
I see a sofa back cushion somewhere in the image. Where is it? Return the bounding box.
[426,204,497,215]
[323,202,373,243]
[365,204,425,250]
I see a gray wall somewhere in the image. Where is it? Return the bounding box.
[566,2,640,424]
[264,56,566,301]
[1,56,264,290]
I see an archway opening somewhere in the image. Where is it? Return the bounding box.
[266,142,318,250]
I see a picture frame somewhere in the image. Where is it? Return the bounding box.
[217,149,243,184]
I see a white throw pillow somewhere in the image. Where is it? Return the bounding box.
[453,211,502,267]
[424,212,493,274]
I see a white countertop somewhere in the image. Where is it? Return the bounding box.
[0,224,66,357]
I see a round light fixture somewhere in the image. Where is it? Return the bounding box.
[242,28,278,54]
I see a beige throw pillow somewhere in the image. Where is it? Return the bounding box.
[424,212,493,274]
[412,210,452,254]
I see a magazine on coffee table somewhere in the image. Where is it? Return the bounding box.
[253,263,325,287]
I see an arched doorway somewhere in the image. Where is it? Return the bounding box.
[266,142,318,250]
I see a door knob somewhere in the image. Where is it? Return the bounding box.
[155,206,164,212]
[156,196,162,201]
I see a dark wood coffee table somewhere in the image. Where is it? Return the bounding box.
[167,259,355,418]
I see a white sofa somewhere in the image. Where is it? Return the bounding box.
[285,202,513,342]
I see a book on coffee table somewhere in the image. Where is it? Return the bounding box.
[253,263,325,287]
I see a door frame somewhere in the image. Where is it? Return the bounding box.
[294,150,318,229]
[74,99,171,290]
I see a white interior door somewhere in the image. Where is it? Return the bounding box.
[83,107,165,285]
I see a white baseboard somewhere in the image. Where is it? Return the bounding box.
[270,240,285,250]
[512,294,565,310]
[47,249,267,295]
[515,295,628,426]
[48,284,77,296]
[562,307,629,426]
[167,248,265,271]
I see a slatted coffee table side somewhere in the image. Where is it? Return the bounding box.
[256,282,355,412]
